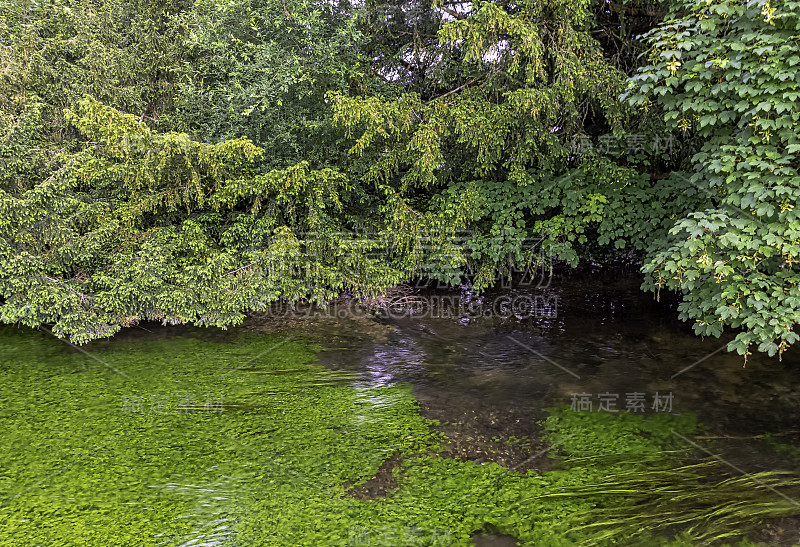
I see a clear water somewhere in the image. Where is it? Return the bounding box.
[3,275,800,545]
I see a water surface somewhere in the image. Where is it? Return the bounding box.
[3,275,800,545]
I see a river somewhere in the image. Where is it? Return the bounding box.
[2,275,800,545]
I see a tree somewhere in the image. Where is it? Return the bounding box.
[329,0,708,287]
[167,0,372,170]
[0,0,412,342]
[626,0,800,359]
[0,98,409,342]
[2,0,797,359]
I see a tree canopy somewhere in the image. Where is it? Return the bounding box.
[0,0,798,358]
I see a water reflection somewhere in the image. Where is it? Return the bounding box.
[153,475,239,546]
[363,336,426,387]
[315,276,800,475]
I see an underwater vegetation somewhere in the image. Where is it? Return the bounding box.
[1,327,798,546]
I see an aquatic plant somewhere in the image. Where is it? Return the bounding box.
[2,328,798,546]
[538,406,800,545]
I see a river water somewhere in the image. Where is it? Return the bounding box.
[310,278,800,469]
[2,274,800,545]
[280,276,800,544]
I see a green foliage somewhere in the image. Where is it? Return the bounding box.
[332,0,628,180]
[328,0,653,287]
[0,0,189,140]
[626,0,800,359]
[0,328,441,546]
[1,0,798,358]
[0,98,50,191]
[168,0,372,171]
[432,163,710,286]
[542,404,698,458]
[0,0,194,298]
[538,407,800,545]
[0,0,482,342]
[0,98,413,343]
